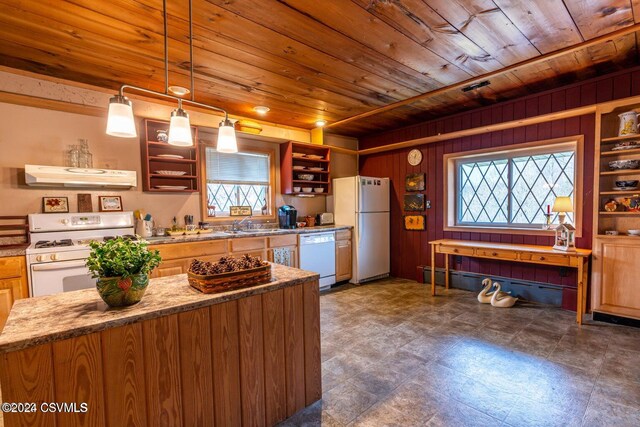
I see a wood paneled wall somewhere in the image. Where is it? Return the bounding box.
[0,280,321,427]
[359,67,640,310]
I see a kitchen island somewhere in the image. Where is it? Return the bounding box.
[0,263,321,427]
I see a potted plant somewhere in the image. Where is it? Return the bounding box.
[86,237,161,307]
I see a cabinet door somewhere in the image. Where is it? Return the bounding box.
[151,259,190,278]
[267,246,298,268]
[593,240,640,319]
[335,240,352,282]
[0,277,26,330]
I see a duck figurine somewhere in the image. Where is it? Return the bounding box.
[490,282,518,308]
[477,278,510,304]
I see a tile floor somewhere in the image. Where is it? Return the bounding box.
[279,278,640,427]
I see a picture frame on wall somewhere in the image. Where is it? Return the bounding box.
[403,194,425,211]
[405,173,426,192]
[42,197,69,213]
[404,215,426,231]
[98,196,123,212]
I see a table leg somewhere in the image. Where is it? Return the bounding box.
[581,258,589,324]
[431,244,436,296]
[576,260,584,325]
[445,254,449,290]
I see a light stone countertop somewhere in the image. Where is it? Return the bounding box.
[0,263,319,354]
[145,224,351,245]
[0,245,28,258]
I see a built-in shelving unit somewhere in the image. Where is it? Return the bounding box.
[280,141,331,196]
[140,119,199,193]
[592,95,640,320]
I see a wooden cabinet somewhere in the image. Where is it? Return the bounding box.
[140,119,199,193]
[280,141,331,195]
[335,230,352,282]
[149,241,228,278]
[267,234,298,268]
[592,95,640,320]
[0,256,28,330]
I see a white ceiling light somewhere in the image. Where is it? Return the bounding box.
[217,119,238,153]
[106,95,136,138]
[168,85,190,97]
[168,102,193,146]
[315,119,327,127]
[253,106,270,115]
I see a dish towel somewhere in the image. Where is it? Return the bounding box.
[272,247,292,267]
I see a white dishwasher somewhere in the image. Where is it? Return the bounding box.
[299,232,336,290]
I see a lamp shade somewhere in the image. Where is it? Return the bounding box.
[168,108,193,146]
[217,120,238,153]
[106,95,137,138]
[552,196,573,212]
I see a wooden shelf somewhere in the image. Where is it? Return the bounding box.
[292,169,329,173]
[293,180,329,184]
[601,133,640,143]
[150,174,198,179]
[281,141,331,195]
[599,211,640,215]
[596,234,640,239]
[148,156,197,164]
[292,157,330,164]
[600,169,640,176]
[600,148,640,156]
[600,190,640,195]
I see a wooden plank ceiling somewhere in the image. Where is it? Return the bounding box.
[0,0,638,137]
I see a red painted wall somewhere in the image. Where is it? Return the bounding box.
[359,66,640,310]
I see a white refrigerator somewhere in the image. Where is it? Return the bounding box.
[333,176,390,283]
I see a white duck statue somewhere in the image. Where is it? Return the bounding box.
[490,282,518,308]
[477,278,510,304]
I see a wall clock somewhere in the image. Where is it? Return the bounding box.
[408,149,423,166]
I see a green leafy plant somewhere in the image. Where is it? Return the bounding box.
[86,237,161,279]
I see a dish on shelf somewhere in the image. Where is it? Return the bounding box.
[621,195,640,212]
[628,229,640,236]
[605,230,619,236]
[604,199,619,212]
[615,180,639,188]
[154,170,187,176]
[612,140,640,151]
[305,154,324,160]
[157,154,185,159]
[308,167,324,171]
[609,159,640,170]
[293,186,301,192]
[298,173,315,181]
[293,166,307,171]
[613,186,638,191]
[301,187,313,193]
[154,185,188,190]
[313,188,325,193]
[292,153,306,158]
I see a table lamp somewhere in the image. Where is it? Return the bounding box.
[552,196,573,224]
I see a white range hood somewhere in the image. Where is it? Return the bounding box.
[25,165,137,188]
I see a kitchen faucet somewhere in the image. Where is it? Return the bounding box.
[232,216,252,232]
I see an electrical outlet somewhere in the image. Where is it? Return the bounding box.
[426,200,431,209]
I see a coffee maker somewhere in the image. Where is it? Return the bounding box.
[278,205,297,229]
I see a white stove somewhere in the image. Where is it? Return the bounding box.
[26,212,135,297]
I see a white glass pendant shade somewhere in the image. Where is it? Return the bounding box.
[106,95,137,138]
[168,108,193,146]
[217,120,238,153]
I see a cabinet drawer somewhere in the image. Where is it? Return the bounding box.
[438,245,474,256]
[335,230,351,241]
[519,252,571,266]
[151,240,228,260]
[268,234,297,248]
[229,237,266,253]
[475,249,518,260]
[0,257,24,279]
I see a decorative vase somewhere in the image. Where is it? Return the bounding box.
[96,273,149,307]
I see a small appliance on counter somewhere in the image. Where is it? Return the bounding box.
[316,212,334,225]
[278,205,298,229]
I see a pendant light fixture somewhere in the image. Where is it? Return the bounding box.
[105,0,238,152]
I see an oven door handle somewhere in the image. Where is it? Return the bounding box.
[31,261,88,271]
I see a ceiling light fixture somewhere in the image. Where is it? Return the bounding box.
[168,86,191,97]
[105,0,238,152]
[315,119,327,127]
[253,106,270,115]
[461,80,491,92]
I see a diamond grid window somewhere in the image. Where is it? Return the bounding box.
[204,148,271,217]
[456,146,576,227]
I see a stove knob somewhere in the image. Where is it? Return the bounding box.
[61,219,70,225]
[50,254,58,261]
[36,255,44,262]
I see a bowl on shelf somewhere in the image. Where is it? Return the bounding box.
[615,180,639,188]
[293,166,307,171]
[292,153,305,158]
[609,159,640,170]
[301,187,313,193]
[612,140,640,151]
[298,173,314,181]
[628,229,640,236]
[308,167,324,171]
[293,186,301,192]
[605,230,619,236]
[306,154,324,160]
[313,188,325,193]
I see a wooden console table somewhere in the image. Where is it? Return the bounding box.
[429,239,592,324]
